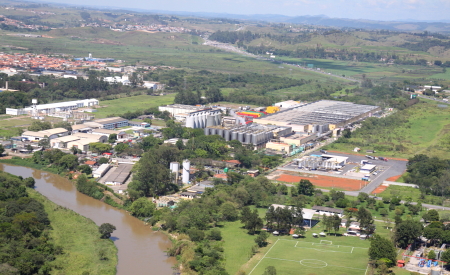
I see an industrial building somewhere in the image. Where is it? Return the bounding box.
[254,100,380,133]
[84,117,128,130]
[22,128,70,141]
[103,164,133,185]
[93,164,111,178]
[296,154,348,170]
[6,99,99,116]
[159,104,222,129]
[204,124,292,147]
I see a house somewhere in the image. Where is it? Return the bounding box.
[180,192,197,199]
[84,160,97,167]
[246,170,260,177]
[270,204,319,228]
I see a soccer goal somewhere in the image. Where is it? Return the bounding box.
[320,240,333,245]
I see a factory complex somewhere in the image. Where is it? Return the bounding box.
[254,100,381,134]
[159,100,380,154]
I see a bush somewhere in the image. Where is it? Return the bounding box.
[187,228,205,242]
[207,228,222,241]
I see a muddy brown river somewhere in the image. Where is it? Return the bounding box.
[0,163,176,275]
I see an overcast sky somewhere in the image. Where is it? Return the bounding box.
[40,0,450,21]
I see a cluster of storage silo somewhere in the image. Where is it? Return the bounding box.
[186,110,221,129]
[310,124,329,134]
[297,156,339,170]
[204,124,292,146]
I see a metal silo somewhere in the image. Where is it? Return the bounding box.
[186,115,194,128]
[182,160,190,184]
[252,134,258,145]
[246,133,253,144]
[238,132,244,143]
[215,113,222,126]
[170,162,179,175]
[231,131,238,141]
[224,130,230,141]
[206,115,216,127]
[217,128,224,138]
[204,127,210,135]
[210,128,216,135]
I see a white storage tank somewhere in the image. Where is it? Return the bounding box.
[182,160,190,184]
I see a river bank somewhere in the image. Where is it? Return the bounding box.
[28,189,118,275]
[0,162,176,275]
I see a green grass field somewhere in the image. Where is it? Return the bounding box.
[94,94,176,118]
[326,101,450,159]
[248,238,369,275]
[28,190,117,275]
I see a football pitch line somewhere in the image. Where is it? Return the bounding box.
[260,257,367,271]
[248,238,368,274]
[248,238,280,275]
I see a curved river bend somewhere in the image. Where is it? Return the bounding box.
[0,164,176,275]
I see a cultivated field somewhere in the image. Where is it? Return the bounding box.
[248,238,369,275]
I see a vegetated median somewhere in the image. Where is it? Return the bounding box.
[28,189,118,275]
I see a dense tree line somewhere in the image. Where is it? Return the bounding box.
[405,154,450,197]
[0,171,60,274]
[145,69,305,106]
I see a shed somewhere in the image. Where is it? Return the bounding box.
[93,164,111,178]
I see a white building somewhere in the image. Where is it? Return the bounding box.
[93,164,111,178]
[6,99,99,116]
[22,128,70,141]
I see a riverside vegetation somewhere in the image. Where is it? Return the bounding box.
[0,170,117,275]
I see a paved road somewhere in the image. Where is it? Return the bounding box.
[417,94,449,104]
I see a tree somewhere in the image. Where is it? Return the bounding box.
[394,220,423,248]
[99,223,116,239]
[368,234,396,266]
[89,142,112,154]
[129,197,156,218]
[78,164,92,175]
[255,231,269,247]
[428,250,436,260]
[298,179,314,196]
[263,266,277,275]
[28,120,52,131]
[244,209,263,234]
[332,214,342,235]
[423,210,440,223]
[98,157,109,164]
[108,133,118,143]
[207,228,222,241]
[54,121,72,131]
[114,143,129,154]
[38,136,50,149]
[357,207,375,235]
[57,154,79,170]
[0,144,4,155]
[441,248,450,262]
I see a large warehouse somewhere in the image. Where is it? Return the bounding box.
[254,100,380,133]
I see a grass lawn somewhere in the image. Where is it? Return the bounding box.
[28,189,117,275]
[220,221,258,275]
[246,237,369,275]
[377,185,450,206]
[94,94,176,118]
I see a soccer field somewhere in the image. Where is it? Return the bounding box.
[249,239,369,275]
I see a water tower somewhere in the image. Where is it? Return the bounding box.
[31,99,38,118]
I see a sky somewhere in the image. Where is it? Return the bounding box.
[38,0,450,21]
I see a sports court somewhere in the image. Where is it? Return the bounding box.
[249,239,369,275]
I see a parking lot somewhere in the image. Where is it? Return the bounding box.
[282,150,408,194]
